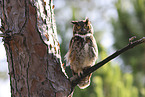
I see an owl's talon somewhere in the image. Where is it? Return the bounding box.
[77,71,83,77]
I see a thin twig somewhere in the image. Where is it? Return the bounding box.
[71,37,145,87]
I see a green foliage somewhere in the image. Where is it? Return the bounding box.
[112,0,145,96]
[112,0,145,73]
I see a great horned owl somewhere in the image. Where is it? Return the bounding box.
[65,18,98,89]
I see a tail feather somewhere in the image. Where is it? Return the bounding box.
[78,73,92,89]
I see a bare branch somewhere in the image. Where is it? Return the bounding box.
[71,37,145,87]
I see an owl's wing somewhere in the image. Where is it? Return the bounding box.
[64,51,70,66]
[91,36,98,56]
[87,35,98,60]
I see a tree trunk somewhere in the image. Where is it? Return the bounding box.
[0,0,71,97]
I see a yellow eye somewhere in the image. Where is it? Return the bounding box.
[84,26,89,29]
[76,26,81,29]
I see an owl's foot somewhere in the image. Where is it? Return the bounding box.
[72,70,83,77]
[70,71,83,82]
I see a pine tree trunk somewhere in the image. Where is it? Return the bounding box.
[0,0,71,97]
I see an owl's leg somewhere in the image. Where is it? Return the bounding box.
[70,70,78,82]
[72,69,77,76]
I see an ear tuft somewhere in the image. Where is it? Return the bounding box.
[85,17,89,24]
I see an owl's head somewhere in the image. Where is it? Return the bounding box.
[71,18,93,36]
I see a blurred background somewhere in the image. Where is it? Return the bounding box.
[0,0,145,97]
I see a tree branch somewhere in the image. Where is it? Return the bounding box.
[70,37,145,87]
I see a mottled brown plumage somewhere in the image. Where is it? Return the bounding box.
[65,18,98,89]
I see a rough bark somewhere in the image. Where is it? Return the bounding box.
[0,0,71,97]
